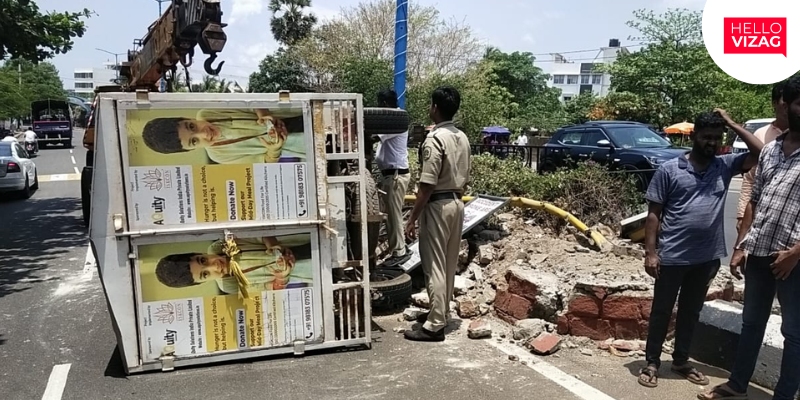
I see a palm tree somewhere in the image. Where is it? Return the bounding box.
[215,78,232,93]
[191,75,221,92]
[269,0,317,46]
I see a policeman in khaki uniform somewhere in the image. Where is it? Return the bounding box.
[404,86,471,342]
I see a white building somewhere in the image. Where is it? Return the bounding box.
[545,39,629,103]
[72,62,120,99]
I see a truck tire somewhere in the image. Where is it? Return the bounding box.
[85,150,94,167]
[81,167,92,227]
[370,267,413,311]
[62,138,72,148]
[363,108,410,135]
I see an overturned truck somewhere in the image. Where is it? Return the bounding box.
[87,91,409,373]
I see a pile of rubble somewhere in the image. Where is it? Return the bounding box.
[402,212,742,356]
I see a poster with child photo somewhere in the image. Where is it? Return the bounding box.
[136,232,318,360]
[123,106,313,229]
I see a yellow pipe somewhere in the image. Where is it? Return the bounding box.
[403,195,607,246]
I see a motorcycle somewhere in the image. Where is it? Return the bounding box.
[24,141,37,156]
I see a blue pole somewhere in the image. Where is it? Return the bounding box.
[393,0,408,109]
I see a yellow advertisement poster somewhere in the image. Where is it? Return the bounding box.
[136,233,317,361]
[124,107,311,228]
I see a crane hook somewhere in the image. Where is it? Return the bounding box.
[204,53,225,75]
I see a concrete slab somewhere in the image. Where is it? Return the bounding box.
[691,300,784,390]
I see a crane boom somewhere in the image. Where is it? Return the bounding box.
[118,0,227,92]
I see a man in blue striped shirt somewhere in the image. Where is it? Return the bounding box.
[637,110,763,389]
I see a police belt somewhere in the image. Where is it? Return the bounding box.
[427,191,460,203]
[381,168,409,176]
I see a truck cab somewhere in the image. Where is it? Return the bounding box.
[31,99,73,147]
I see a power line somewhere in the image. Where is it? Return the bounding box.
[530,44,645,56]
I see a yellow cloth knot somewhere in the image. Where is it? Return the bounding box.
[222,237,251,299]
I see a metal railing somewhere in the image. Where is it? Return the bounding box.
[469,144,543,170]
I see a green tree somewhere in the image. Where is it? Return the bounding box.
[294,0,482,82]
[406,61,515,142]
[481,47,564,131]
[603,8,778,125]
[248,47,315,93]
[0,0,92,62]
[563,92,598,124]
[269,0,317,46]
[0,59,65,119]
[334,56,393,107]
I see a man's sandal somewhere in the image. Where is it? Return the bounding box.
[696,383,747,399]
[671,363,710,385]
[638,365,658,388]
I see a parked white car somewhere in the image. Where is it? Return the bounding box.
[0,141,38,198]
[732,118,775,154]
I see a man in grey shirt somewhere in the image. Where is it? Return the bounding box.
[637,110,763,389]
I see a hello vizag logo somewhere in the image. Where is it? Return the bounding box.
[723,17,787,57]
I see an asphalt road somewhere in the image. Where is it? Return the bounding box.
[722,176,742,267]
[0,138,759,400]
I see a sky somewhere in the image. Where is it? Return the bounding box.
[38,0,707,89]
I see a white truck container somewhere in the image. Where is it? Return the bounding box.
[87,91,372,373]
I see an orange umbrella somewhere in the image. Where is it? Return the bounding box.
[664,121,694,135]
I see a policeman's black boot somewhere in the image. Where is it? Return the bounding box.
[403,327,444,342]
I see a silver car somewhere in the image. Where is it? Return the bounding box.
[0,141,38,198]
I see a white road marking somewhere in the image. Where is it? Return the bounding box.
[69,149,73,154]
[70,156,76,164]
[39,174,80,182]
[73,166,80,174]
[486,340,616,400]
[41,363,71,400]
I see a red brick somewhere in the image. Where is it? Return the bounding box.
[705,288,724,301]
[526,332,562,355]
[723,283,735,302]
[638,320,650,339]
[612,320,641,340]
[568,316,613,340]
[506,271,538,299]
[603,294,645,320]
[556,314,570,334]
[494,290,533,322]
[567,294,602,317]
[639,298,652,320]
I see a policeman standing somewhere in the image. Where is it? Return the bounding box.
[404,86,470,342]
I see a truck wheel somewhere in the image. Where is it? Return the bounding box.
[81,167,92,227]
[62,139,72,148]
[85,150,94,167]
[363,108,410,135]
[370,267,413,311]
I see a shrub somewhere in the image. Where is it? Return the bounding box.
[405,150,642,230]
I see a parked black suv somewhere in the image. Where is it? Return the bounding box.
[540,121,687,191]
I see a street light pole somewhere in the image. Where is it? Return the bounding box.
[95,48,125,82]
[154,0,169,15]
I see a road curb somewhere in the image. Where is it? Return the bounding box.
[690,299,783,390]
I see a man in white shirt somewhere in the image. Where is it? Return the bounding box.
[23,128,38,152]
[516,132,528,146]
[736,81,788,233]
[375,90,412,266]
